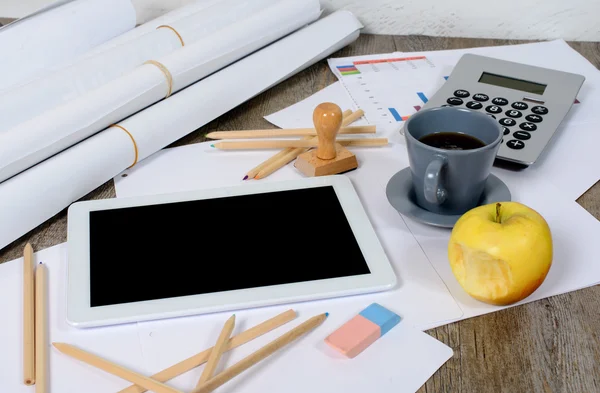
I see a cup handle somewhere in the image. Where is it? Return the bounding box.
[424,156,447,205]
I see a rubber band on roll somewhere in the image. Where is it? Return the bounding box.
[156,25,185,46]
[110,124,139,168]
[144,60,173,98]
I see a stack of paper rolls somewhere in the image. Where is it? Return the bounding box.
[0,10,363,249]
[0,0,291,133]
[0,0,322,183]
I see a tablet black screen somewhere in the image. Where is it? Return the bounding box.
[88,186,371,307]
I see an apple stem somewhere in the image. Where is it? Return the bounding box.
[496,203,502,223]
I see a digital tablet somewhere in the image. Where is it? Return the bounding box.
[66,175,397,328]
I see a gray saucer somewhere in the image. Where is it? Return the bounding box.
[386,167,511,228]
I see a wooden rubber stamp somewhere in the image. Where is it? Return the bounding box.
[294,102,358,177]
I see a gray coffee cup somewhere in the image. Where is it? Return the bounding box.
[404,106,502,215]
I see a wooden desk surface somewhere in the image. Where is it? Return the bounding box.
[1,35,599,392]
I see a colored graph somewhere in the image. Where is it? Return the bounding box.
[336,65,360,76]
[388,108,410,121]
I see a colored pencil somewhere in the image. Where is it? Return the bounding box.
[23,243,35,386]
[53,343,183,393]
[254,109,365,180]
[191,313,328,393]
[35,262,47,393]
[242,109,353,180]
[212,138,387,150]
[206,125,375,139]
[118,309,297,393]
[196,314,236,387]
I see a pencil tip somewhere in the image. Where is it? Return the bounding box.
[210,144,215,148]
[325,312,329,317]
[242,175,248,180]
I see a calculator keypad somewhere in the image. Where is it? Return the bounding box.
[441,89,552,154]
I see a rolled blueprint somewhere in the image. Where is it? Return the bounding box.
[0,10,363,250]
[0,0,322,183]
[0,0,288,133]
[0,0,136,91]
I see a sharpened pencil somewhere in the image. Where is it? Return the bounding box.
[196,315,236,387]
[212,138,387,150]
[206,125,375,139]
[23,243,35,386]
[191,313,328,393]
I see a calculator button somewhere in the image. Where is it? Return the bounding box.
[486,105,502,114]
[472,93,489,102]
[499,118,516,127]
[505,110,522,118]
[454,89,470,98]
[531,106,548,115]
[447,97,464,105]
[525,114,543,123]
[511,102,528,110]
[506,140,525,149]
[491,97,508,106]
[503,127,510,135]
[519,122,537,131]
[513,131,531,140]
[466,101,483,110]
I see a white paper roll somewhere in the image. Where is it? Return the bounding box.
[0,0,288,134]
[0,0,136,91]
[0,0,322,183]
[0,10,363,250]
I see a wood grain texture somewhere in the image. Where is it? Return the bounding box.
[0,35,599,392]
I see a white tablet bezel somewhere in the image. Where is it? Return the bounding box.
[66,175,397,328]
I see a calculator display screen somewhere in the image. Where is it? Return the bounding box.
[478,72,547,95]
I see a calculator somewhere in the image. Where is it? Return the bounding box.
[420,54,585,166]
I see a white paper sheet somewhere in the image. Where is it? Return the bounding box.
[327,39,600,200]
[0,0,136,91]
[0,10,363,251]
[114,143,465,330]
[0,0,292,134]
[113,139,600,330]
[265,82,369,129]
[0,244,453,393]
[0,244,150,392]
[0,0,322,183]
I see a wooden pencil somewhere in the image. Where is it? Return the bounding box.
[23,243,35,386]
[242,109,353,180]
[118,309,297,393]
[191,313,328,393]
[212,138,387,150]
[206,125,375,139]
[196,314,236,387]
[53,343,183,393]
[35,262,47,393]
[254,109,365,180]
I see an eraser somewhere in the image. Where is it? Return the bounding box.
[324,303,401,358]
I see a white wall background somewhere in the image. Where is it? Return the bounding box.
[1,0,599,41]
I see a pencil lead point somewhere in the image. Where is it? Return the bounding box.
[325,312,329,317]
[210,144,215,148]
[242,175,248,180]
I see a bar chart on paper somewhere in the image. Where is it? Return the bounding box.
[327,55,452,138]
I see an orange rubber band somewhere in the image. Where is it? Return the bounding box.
[156,25,185,46]
[110,124,138,168]
[144,60,173,98]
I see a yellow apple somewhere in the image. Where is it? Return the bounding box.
[448,201,552,306]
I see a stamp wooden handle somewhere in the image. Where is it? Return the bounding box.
[313,102,342,160]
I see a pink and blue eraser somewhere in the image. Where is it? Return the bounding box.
[324,303,401,358]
